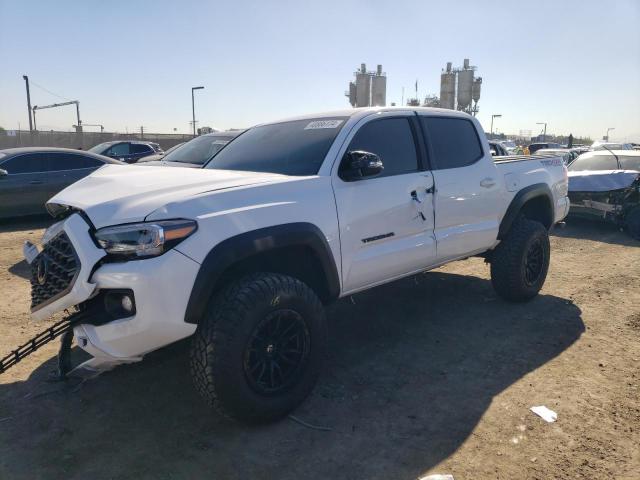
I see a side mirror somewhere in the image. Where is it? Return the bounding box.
[0,169,8,177]
[340,150,384,181]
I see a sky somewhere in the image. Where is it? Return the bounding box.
[1,0,639,141]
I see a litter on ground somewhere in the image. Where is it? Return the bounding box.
[530,405,558,423]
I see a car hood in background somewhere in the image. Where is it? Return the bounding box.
[137,154,164,162]
[48,164,288,228]
[568,170,640,192]
[138,160,202,168]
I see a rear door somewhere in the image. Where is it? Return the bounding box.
[332,113,437,293]
[130,143,155,162]
[0,153,51,217]
[418,114,502,261]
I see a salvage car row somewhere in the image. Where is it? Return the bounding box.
[1,116,638,242]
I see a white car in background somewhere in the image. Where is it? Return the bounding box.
[140,131,244,168]
[590,141,632,151]
[499,140,518,154]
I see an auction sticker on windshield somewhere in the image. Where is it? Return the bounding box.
[304,120,343,130]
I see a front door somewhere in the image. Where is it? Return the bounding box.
[0,153,51,217]
[332,114,437,294]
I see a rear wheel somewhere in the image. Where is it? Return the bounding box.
[190,272,327,423]
[625,208,640,240]
[490,217,550,302]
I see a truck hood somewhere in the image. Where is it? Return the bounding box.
[48,164,287,228]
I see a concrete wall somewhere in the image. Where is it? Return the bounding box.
[0,130,194,151]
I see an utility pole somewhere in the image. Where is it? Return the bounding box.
[140,126,144,138]
[536,122,547,142]
[191,86,204,136]
[606,127,615,141]
[22,75,33,131]
[490,114,502,137]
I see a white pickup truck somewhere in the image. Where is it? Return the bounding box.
[21,107,569,422]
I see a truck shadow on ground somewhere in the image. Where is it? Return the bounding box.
[0,272,584,480]
[553,216,638,246]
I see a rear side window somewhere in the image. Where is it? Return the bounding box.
[131,144,152,154]
[568,155,618,171]
[1,153,50,173]
[347,118,418,177]
[49,153,85,171]
[421,117,483,169]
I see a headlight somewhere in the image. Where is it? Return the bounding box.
[94,219,197,260]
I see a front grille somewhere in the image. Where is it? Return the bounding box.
[30,233,80,310]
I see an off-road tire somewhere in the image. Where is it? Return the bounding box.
[625,208,640,240]
[490,217,550,302]
[190,272,327,423]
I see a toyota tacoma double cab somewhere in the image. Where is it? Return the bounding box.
[18,107,569,423]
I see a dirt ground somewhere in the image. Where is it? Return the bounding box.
[0,216,638,480]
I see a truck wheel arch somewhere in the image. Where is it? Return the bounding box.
[498,183,554,239]
[183,223,340,325]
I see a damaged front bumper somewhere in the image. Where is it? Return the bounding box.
[22,212,200,376]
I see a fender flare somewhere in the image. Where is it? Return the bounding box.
[498,183,554,239]
[183,222,340,324]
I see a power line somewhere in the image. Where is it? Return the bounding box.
[29,80,71,102]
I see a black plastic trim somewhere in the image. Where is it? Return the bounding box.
[498,183,554,239]
[183,222,340,325]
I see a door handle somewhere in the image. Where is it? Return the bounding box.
[480,178,496,188]
[410,190,422,204]
[29,180,44,185]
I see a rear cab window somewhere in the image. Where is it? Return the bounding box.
[420,116,483,169]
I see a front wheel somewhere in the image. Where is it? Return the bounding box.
[490,217,550,302]
[189,273,327,423]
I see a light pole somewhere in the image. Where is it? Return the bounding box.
[22,75,33,132]
[606,127,615,141]
[536,122,547,142]
[490,114,502,137]
[191,86,204,136]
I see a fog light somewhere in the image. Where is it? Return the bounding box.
[121,295,134,313]
[104,289,136,318]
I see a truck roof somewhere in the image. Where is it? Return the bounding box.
[258,106,473,127]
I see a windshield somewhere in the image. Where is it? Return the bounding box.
[88,142,112,153]
[164,135,236,164]
[204,118,347,175]
[568,154,619,171]
[501,141,516,148]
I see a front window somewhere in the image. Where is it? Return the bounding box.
[165,135,235,165]
[205,118,347,175]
